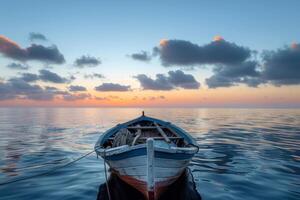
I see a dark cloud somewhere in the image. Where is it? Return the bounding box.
[84,73,105,79]
[0,78,85,101]
[19,73,39,82]
[0,82,16,100]
[155,39,251,66]
[167,70,200,89]
[135,70,200,90]
[130,51,151,62]
[8,70,69,84]
[69,75,76,81]
[95,83,131,92]
[6,63,29,70]
[135,74,174,90]
[74,55,101,67]
[44,86,69,95]
[63,93,91,101]
[0,79,57,101]
[29,32,47,42]
[68,85,87,92]
[39,69,68,83]
[205,44,300,88]
[0,35,65,64]
[26,44,65,64]
[0,78,91,101]
[260,44,300,85]
[205,61,261,88]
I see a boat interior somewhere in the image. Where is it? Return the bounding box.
[102,120,188,148]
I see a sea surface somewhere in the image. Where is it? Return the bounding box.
[0,108,299,200]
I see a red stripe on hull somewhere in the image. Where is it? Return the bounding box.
[114,172,183,200]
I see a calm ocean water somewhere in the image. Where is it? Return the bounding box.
[0,108,299,200]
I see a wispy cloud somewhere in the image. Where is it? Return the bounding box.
[6,62,29,70]
[84,73,105,79]
[68,85,87,92]
[130,51,152,62]
[39,69,69,83]
[74,55,101,68]
[29,32,48,42]
[95,83,131,92]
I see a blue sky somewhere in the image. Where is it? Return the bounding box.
[0,0,300,107]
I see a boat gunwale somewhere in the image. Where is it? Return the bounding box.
[94,115,198,149]
[95,143,199,158]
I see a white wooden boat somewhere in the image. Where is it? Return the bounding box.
[95,113,199,200]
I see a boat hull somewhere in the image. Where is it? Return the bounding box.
[104,146,195,200]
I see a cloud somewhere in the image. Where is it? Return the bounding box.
[145,96,166,101]
[135,70,200,90]
[260,43,300,86]
[0,79,59,101]
[74,55,101,67]
[135,74,174,90]
[29,32,47,42]
[205,43,300,88]
[6,62,29,70]
[155,39,251,66]
[205,61,261,88]
[19,73,39,82]
[108,95,121,99]
[63,93,91,101]
[167,70,200,89]
[84,73,105,79]
[0,35,65,64]
[0,82,16,100]
[8,70,70,84]
[0,78,91,101]
[95,83,131,92]
[27,44,65,64]
[39,69,68,83]
[68,85,87,92]
[130,51,151,61]
[94,96,109,101]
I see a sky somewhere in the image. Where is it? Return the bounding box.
[0,0,300,107]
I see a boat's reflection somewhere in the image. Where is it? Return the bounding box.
[97,169,202,200]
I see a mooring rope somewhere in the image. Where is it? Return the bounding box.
[0,149,95,186]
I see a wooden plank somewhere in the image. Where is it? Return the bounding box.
[166,127,180,137]
[132,125,142,145]
[139,136,182,140]
[127,126,165,129]
[109,156,190,168]
[116,165,186,178]
[147,138,155,192]
[107,136,182,140]
[154,122,171,143]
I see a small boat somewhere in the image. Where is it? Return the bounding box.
[94,112,199,200]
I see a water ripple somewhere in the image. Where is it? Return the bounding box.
[0,108,299,200]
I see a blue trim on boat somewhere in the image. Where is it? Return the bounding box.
[105,147,194,161]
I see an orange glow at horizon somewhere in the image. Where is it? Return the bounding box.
[0,85,299,107]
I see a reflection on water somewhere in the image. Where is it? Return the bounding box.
[96,170,201,200]
[0,108,299,200]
